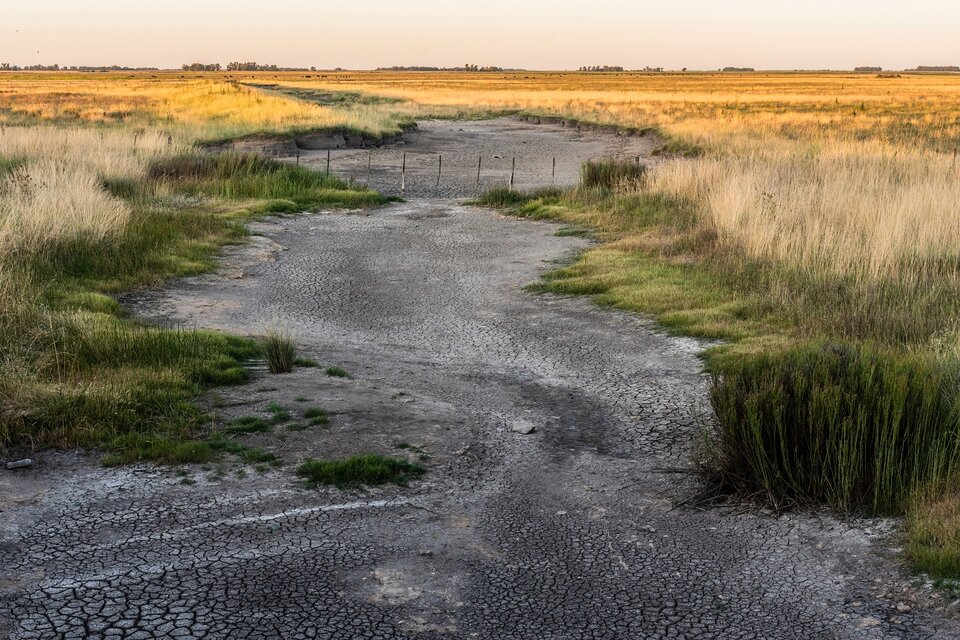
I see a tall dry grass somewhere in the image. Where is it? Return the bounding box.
[0,126,180,258]
[0,160,130,255]
[652,139,960,284]
[0,77,396,457]
[278,71,960,149]
[0,77,405,141]
[281,71,960,345]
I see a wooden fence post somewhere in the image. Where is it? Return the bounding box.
[510,157,516,191]
[401,152,406,194]
[477,156,482,187]
[436,154,442,188]
[367,150,372,186]
[326,149,331,175]
[552,157,556,182]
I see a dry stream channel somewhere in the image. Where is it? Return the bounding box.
[1,119,957,639]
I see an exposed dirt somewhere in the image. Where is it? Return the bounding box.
[1,120,957,639]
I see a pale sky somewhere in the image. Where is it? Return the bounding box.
[4,0,959,71]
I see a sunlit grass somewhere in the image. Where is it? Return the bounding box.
[0,78,393,459]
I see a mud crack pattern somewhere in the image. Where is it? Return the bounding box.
[2,196,957,637]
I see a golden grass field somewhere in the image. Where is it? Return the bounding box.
[272,72,960,294]
[6,71,960,294]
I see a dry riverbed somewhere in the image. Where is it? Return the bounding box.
[1,120,956,639]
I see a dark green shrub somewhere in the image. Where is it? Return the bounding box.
[580,159,646,189]
[707,342,960,514]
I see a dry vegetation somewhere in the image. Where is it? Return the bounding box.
[275,72,960,313]
[0,74,406,141]
[0,74,387,463]
[5,70,960,577]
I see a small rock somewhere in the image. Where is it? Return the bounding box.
[896,602,912,614]
[511,421,536,435]
[6,459,33,470]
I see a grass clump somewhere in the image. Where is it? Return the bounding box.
[99,431,279,467]
[223,416,271,435]
[293,357,319,368]
[267,402,291,424]
[262,332,297,374]
[580,159,646,189]
[146,152,387,211]
[296,454,425,489]
[474,186,535,208]
[474,186,564,208]
[303,407,330,426]
[325,366,350,378]
[707,342,960,514]
[101,434,217,467]
[208,435,279,464]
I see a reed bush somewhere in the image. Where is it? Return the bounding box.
[707,342,960,514]
[580,159,646,189]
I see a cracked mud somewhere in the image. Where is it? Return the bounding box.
[2,120,957,639]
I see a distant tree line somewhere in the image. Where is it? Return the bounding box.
[376,64,504,72]
[227,62,279,71]
[912,66,960,72]
[854,66,882,73]
[182,62,221,71]
[721,67,755,72]
[579,65,624,72]
[0,63,158,71]
[220,62,310,71]
[462,64,504,72]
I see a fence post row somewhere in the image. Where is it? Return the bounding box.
[314,150,619,193]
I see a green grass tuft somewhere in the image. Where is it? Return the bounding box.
[473,185,564,208]
[580,159,646,189]
[303,407,330,426]
[223,416,271,434]
[296,454,425,489]
[325,366,350,378]
[261,332,297,374]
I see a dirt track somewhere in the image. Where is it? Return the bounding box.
[291,117,657,198]
[1,120,956,639]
